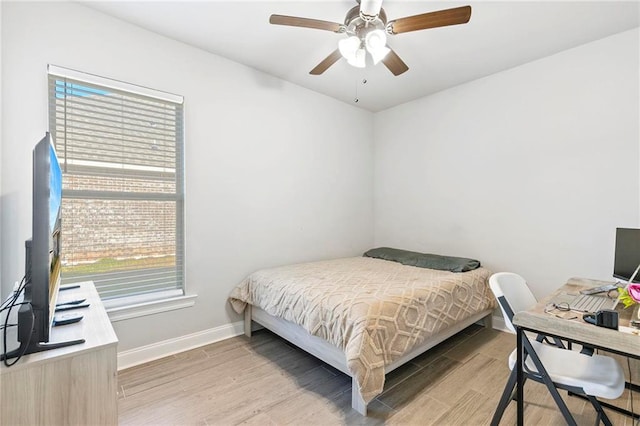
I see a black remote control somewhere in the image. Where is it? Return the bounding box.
[59,284,81,291]
[56,298,86,307]
[55,303,90,312]
[53,312,84,326]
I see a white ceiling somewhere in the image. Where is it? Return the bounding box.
[83,1,639,112]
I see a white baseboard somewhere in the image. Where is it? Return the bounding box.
[117,320,244,370]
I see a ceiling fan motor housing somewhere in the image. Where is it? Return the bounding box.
[358,0,383,21]
[344,6,387,37]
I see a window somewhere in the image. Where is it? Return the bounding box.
[47,65,185,307]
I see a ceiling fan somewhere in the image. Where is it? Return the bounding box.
[269,1,472,76]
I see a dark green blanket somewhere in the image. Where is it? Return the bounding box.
[363,247,481,272]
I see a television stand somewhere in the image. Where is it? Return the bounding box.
[1,282,118,425]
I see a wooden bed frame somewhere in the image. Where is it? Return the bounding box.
[244,305,493,416]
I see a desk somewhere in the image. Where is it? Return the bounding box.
[511,277,639,425]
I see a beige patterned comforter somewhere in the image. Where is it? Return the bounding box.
[229,257,495,403]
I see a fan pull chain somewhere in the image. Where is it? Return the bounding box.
[354,76,367,103]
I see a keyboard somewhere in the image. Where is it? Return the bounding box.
[569,294,617,312]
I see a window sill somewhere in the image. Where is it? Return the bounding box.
[105,293,197,322]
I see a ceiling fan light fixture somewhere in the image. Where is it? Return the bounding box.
[364,29,389,64]
[347,48,366,68]
[365,29,386,51]
[369,45,390,65]
[338,36,361,60]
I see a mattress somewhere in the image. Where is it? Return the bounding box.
[229,256,495,403]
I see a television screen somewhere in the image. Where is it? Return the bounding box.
[48,142,63,325]
[1,133,83,362]
[25,133,62,344]
[613,228,640,283]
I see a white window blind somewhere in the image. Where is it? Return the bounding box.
[47,65,185,302]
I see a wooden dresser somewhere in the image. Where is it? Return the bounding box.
[1,281,118,425]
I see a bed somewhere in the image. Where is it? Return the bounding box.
[229,254,496,415]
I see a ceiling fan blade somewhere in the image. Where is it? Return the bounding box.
[309,49,342,75]
[269,14,343,33]
[388,5,471,35]
[381,48,409,76]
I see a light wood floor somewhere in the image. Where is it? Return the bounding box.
[118,325,639,425]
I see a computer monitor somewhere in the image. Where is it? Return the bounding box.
[613,228,640,283]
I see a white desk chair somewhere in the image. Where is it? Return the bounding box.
[492,272,567,349]
[489,272,625,426]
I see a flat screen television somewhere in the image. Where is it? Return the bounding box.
[613,227,640,283]
[2,133,83,361]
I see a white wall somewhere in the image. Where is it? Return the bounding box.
[0,2,373,351]
[374,29,640,299]
[0,2,3,288]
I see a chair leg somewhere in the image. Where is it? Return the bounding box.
[522,336,578,426]
[586,395,613,426]
[491,367,518,426]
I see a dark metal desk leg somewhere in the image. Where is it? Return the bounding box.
[516,326,524,426]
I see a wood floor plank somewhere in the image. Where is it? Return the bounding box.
[376,355,462,409]
[182,352,340,424]
[386,393,449,425]
[409,330,473,368]
[118,327,639,425]
[431,389,494,425]
[121,348,211,396]
[427,353,499,406]
[380,360,423,392]
[252,373,352,425]
[443,327,513,363]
